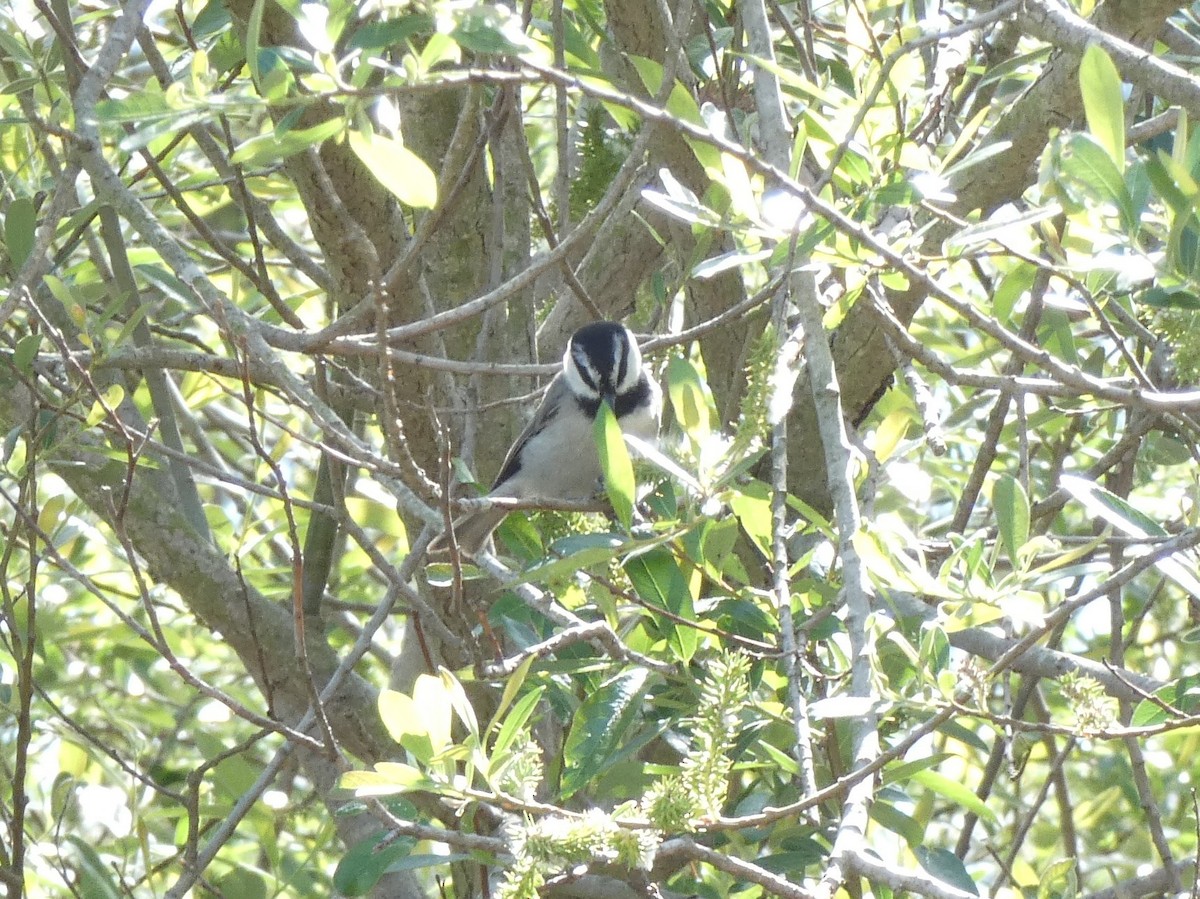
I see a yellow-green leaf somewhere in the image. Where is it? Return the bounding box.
[86,384,125,428]
[232,118,344,167]
[412,674,452,755]
[666,355,711,443]
[340,762,429,795]
[1080,45,1125,173]
[348,130,438,209]
[594,401,634,529]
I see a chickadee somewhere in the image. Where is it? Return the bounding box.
[434,321,661,555]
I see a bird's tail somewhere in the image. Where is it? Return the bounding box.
[427,507,509,557]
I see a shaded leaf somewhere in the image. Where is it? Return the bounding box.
[993,474,1030,565]
[915,847,980,895]
[5,196,35,268]
[561,669,649,798]
[333,831,416,897]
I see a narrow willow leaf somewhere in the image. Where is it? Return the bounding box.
[915,847,980,896]
[594,401,634,529]
[1061,475,1200,598]
[561,668,648,798]
[624,547,698,662]
[910,769,997,823]
[491,685,545,759]
[232,118,344,166]
[333,832,416,897]
[666,355,711,442]
[4,196,35,268]
[1130,673,1200,726]
[489,654,537,736]
[348,130,438,209]
[340,762,430,795]
[1080,45,1125,173]
[993,475,1030,565]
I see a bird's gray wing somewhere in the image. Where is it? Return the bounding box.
[491,373,570,490]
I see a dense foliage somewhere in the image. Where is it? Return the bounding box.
[2,0,1200,896]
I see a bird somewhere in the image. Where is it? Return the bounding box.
[432,321,661,556]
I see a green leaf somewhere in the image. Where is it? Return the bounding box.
[1139,285,1200,309]
[438,667,480,745]
[1037,857,1078,899]
[1059,134,1135,230]
[627,56,720,170]
[333,831,416,897]
[909,769,997,823]
[347,15,434,50]
[348,129,438,209]
[524,533,626,582]
[594,400,635,529]
[5,196,35,269]
[871,800,924,848]
[1061,475,1200,598]
[86,385,125,428]
[915,846,980,896]
[1131,673,1200,726]
[489,654,536,736]
[450,4,532,54]
[13,333,41,375]
[728,478,772,560]
[415,673,454,754]
[624,546,698,662]
[340,762,431,795]
[378,688,436,763]
[691,248,773,279]
[561,668,649,798]
[490,685,545,759]
[246,0,267,88]
[993,475,1030,565]
[65,837,122,899]
[666,355,711,442]
[1080,45,1125,173]
[231,117,344,167]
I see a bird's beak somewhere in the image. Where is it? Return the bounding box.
[601,388,617,411]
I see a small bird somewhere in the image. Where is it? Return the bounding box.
[434,321,661,555]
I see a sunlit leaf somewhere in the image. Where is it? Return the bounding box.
[728,478,772,560]
[414,673,453,754]
[910,769,997,823]
[666,355,712,442]
[624,546,698,662]
[1080,45,1125,173]
[231,117,344,166]
[594,400,635,529]
[348,129,438,209]
[1130,673,1200,726]
[340,762,431,795]
[1061,475,1200,598]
